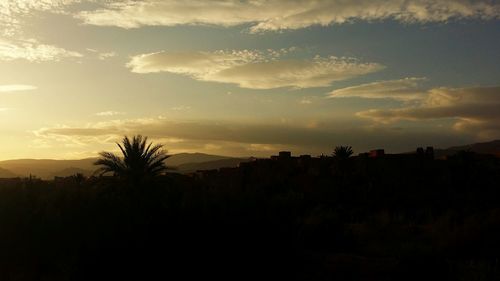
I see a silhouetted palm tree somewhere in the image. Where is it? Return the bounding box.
[333,146,353,160]
[94,135,169,180]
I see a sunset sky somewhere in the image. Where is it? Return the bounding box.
[1,0,499,160]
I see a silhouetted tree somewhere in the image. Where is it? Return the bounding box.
[333,146,353,160]
[94,135,169,181]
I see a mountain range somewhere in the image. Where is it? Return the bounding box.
[0,153,249,179]
[0,140,499,179]
[434,140,500,157]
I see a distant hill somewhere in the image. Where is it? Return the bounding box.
[48,167,93,178]
[0,167,18,178]
[0,158,97,179]
[444,140,500,154]
[167,153,233,166]
[434,140,500,158]
[1,140,499,179]
[0,153,239,179]
[175,158,253,173]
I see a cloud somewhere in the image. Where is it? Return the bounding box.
[95,111,125,117]
[299,98,313,105]
[77,0,500,32]
[86,48,118,60]
[0,84,37,92]
[0,0,78,15]
[328,77,426,100]
[98,51,117,60]
[35,117,338,147]
[0,39,82,62]
[0,1,82,62]
[128,49,265,75]
[33,116,469,157]
[171,106,192,111]
[357,86,500,139]
[0,0,81,36]
[127,50,383,89]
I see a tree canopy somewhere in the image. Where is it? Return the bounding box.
[94,135,169,180]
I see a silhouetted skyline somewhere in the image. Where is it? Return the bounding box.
[1,134,499,280]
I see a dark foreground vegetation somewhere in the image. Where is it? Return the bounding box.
[0,143,500,280]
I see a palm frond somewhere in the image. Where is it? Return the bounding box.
[94,135,170,180]
[333,146,354,159]
[94,152,125,176]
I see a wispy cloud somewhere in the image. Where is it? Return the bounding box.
[0,0,81,36]
[86,48,118,60]
[357,86,500,139]
[171,106,192,111]
[0,39,82,62]
[328,77,426,101]
[0,81,31,117]
[95,111,125,117]
[0,1,83,62]
[98,51,117,60]
[0,84,37,92]
[77,0,500,32]
[299,98,313,105]
[128,50,383,89]
[33,116,466,156]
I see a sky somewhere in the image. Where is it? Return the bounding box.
[0,0,499,160]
